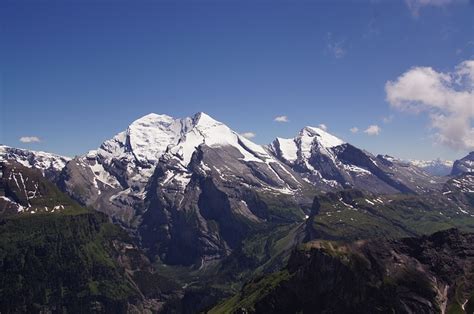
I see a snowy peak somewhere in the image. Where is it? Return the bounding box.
[167,112,272,166]
[126,113,183,164]
[191,111,221,128]
[92,111,271,167]
[0,145,70,179]
[91,113,185,165]
[299,126,345,149]
[270,126,345,165]
[409,159,453,176]
[270,127,442,194]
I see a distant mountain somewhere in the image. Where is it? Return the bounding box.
[409,158,453,176]
[0,145,70,180]
[452,151,474,176]
[269,127,444,194]
[212,228,474,314]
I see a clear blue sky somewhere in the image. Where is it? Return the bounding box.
[1,0,473,160]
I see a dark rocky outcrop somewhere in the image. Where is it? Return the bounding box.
[212,229,474,314]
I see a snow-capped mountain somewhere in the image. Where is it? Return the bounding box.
[409,159,453,176]
[59,112,310,264]
[2,112,454,265]
[59,113,190,222]
[0,145,70,180]
[451,151,474,176]
[269,127,444,194]
[59,112,307,221]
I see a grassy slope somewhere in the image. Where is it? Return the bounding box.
[210,189,474,313]
[311,191,474,241]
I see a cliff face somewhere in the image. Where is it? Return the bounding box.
[212,228,474,314]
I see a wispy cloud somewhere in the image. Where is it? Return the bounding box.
[240,132,256,139]
[350,127,359,134]
[385,59,474,150]
[318,124,328,131]
[19,136,41,143]
[363,18,381,39]
[405,0,467,17]
[274,115,289,123]
[326,32,346,59]
[382,115,394,124]
[364,125,381,136]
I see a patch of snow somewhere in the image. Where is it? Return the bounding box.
[301,127,345,148]
[343,164,371,175]
[365,199,375,205]
[90,162,120,189]
[273,137,298,162]
[0,196,16,204]
[201,161,211,172]
[339,197,355,209]
[457,205,469,214]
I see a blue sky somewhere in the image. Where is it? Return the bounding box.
[1,0,473,160]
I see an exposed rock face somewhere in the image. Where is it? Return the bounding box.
[442,173,474,210]
[452,151,474,176]
[213,229,474,314]
[269,128,444,194]
[140,143,311,265]
[0,161,79,215]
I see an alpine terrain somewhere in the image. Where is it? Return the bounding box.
[1,112,473,313]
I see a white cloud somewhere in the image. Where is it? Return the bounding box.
[350,127,359,134]
[274,115,289,123]
[405,0,466,17]
[364,125,381,136]
[382,115,394,124]
[385,59,474,150]
[19,136,41,143]
[327,32,346,59]
[240,132,256,139]
[318,124,328,131]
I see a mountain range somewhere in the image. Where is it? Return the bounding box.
[409,159,454,176]
[1,112,473,313]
